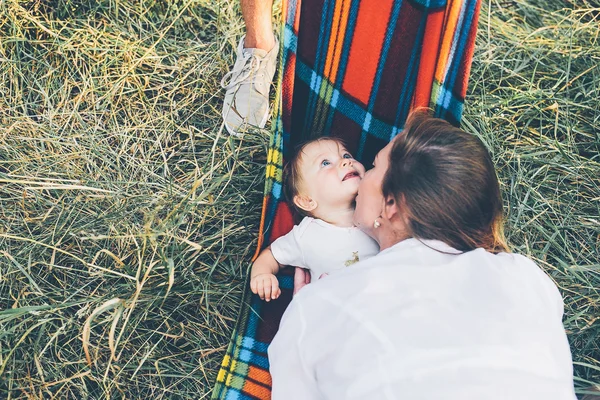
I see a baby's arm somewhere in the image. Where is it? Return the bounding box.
[250,247,282,302]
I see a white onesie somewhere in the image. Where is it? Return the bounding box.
[270,217,379,280]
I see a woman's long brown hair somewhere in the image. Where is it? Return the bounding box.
[382,110,509,253]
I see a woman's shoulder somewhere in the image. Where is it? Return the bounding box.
[479,250,564,304]
[488,250,548,274]
[469,248,552,277]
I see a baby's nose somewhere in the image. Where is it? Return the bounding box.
[341,158,351,167]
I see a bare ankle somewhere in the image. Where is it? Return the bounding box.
[244,32,275,52]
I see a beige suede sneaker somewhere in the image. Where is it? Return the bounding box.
[221,36,279,136]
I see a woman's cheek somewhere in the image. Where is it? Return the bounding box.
[353,201,366,229]
[354,190,373,228]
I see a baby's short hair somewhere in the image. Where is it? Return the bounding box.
[282,136,347,219]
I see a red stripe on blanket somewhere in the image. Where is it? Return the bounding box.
[242,378,272,399]
[282,50,297,134]
[268,202,294,244]
[247,366,272,387]
[413,8,445,109]
[342,0,395,106]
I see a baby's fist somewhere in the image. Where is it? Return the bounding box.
[250,273,281,302]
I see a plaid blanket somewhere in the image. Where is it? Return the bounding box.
[213,0,480,398]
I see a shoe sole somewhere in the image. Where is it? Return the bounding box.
[224,107,270,137]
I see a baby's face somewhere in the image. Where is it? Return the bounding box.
[298,140,366,209]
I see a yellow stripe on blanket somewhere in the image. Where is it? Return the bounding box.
[266,148,283,181]
[217,355,230,382]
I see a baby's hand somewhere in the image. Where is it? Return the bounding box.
[250,273,281,302]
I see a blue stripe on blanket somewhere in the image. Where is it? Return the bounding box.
[239,349,270,370]
[358,0,405,155]
[242,337,269,354]
[295,60,397,142]
[224,389,255,400]
[284,25,297,54]
[278,275,293,290]
[303,0,334,131]
[334,0,361,88]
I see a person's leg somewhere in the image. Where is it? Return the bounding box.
[242,0,275,51]
[221,0,278,136]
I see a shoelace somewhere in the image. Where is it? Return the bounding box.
[220,52,263,90]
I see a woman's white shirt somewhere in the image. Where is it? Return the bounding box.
[268,238,575,400]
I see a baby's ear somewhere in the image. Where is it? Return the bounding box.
[294,195,317,213]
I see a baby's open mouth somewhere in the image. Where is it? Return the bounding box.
[342,171,360,181]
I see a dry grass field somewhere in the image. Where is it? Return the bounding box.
[0,0,598,398]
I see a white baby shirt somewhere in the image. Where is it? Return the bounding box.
[270,217,379,280]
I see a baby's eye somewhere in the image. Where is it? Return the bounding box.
[342,153,353,159]
[320,159,331,167]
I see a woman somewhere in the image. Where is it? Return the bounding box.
[268,111,576,399]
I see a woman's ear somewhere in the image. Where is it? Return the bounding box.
[383,194,400,221]
[383,193,410,237]
[294,195,317,213]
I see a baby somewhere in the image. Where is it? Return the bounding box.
[250,137,379,301]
